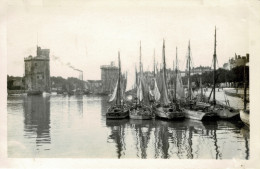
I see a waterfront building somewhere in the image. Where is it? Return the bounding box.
[24,46,51,92]
[229,53,249,69]
[179,66,212,77]
[223,53,249,70]
[100,62,119,94]
[87,80,102,94]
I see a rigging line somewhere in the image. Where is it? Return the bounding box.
[216,57,219,69]
[210,57,214,69]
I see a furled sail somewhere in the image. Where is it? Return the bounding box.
[109,52,125,104]
[150,78,160,101]
[176,72,184,99]
[137,77,143,102]
[160,71,171,105]
[160,40,171,105]
[109,80,118,102]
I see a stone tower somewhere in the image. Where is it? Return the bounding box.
[24,46,51,93]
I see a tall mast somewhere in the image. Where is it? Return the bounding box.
[139,41,142,74]
[175,47,178,101]
[116,51,121,106]
[138,41,142,105]
[188,41,191,103]
[153,48,156,77]
[243,60,247,111]
[200,68,203,101]
[163,39,167,89]
[213,26,217,105]
[135,64,138,88]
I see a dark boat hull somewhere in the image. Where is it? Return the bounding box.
[129,107,152,120]
[183,108,218,121]
[106,107,129,119]
[216,107,240,119]
[155,106,185,120]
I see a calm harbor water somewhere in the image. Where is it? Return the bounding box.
[7,93,249,159]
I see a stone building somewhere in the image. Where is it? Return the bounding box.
[229,53,249,69]
[100,62,119,94]
[87,80,103,94]
[24,46,51,92]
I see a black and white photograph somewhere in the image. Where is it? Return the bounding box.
[1,0,260,168]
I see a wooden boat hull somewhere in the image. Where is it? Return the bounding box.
[155,106,185,120]
[183,108,218,121]
[106,107,129,119]
[240,110,249,127]
[129,108,152,120]
[216,108,240,119]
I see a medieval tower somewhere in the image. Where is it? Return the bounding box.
[24,46,51,93]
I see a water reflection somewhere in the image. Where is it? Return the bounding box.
[106,119,128,158]
[23,96,51,148]
[240,126,250,160]
[8,95,250,158]
[129,120,153,159]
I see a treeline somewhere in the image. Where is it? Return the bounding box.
[7,75,24,90]
[7,75,85,91]
[182,66,249,88]
[51,76,85,91]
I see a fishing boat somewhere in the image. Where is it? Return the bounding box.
[240,60,249,126]
[129,41,152,120]
[209,27,239,119]
[106,52,129,119]
[182,41,218,121]
[154,40,184,120]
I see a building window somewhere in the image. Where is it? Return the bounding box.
[35,63,38,66]
[37,76,39,79]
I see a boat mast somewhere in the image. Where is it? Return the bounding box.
[153,48,156,77]
[188,41,191,105]
[135,64,137,89]
[138,41,142,104]
[200,70,203,101]
[213,26,217,105]
[175,47,178,101]
[140,41,142,76]
[163,39,167,91]
[116,51,121,106]
[243,60,247,111]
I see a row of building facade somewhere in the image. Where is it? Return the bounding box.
[223,53,249,70]
[15,46,250,94]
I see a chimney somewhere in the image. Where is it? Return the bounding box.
[246,53,249,62]
[37,46,41,56]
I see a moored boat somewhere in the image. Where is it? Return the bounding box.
[183,40,218,121]
[216,105,239,119]
[210,27,239,119]
[240,109,249,127]
[129,105,152,120]
[154,40,185,120]
[129,41,152,120]
[106,105,129,119]
[240,59,249,126]
[183,106,217,121]
[106,52,129,119]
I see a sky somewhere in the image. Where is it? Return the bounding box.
[6,0,251,88]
